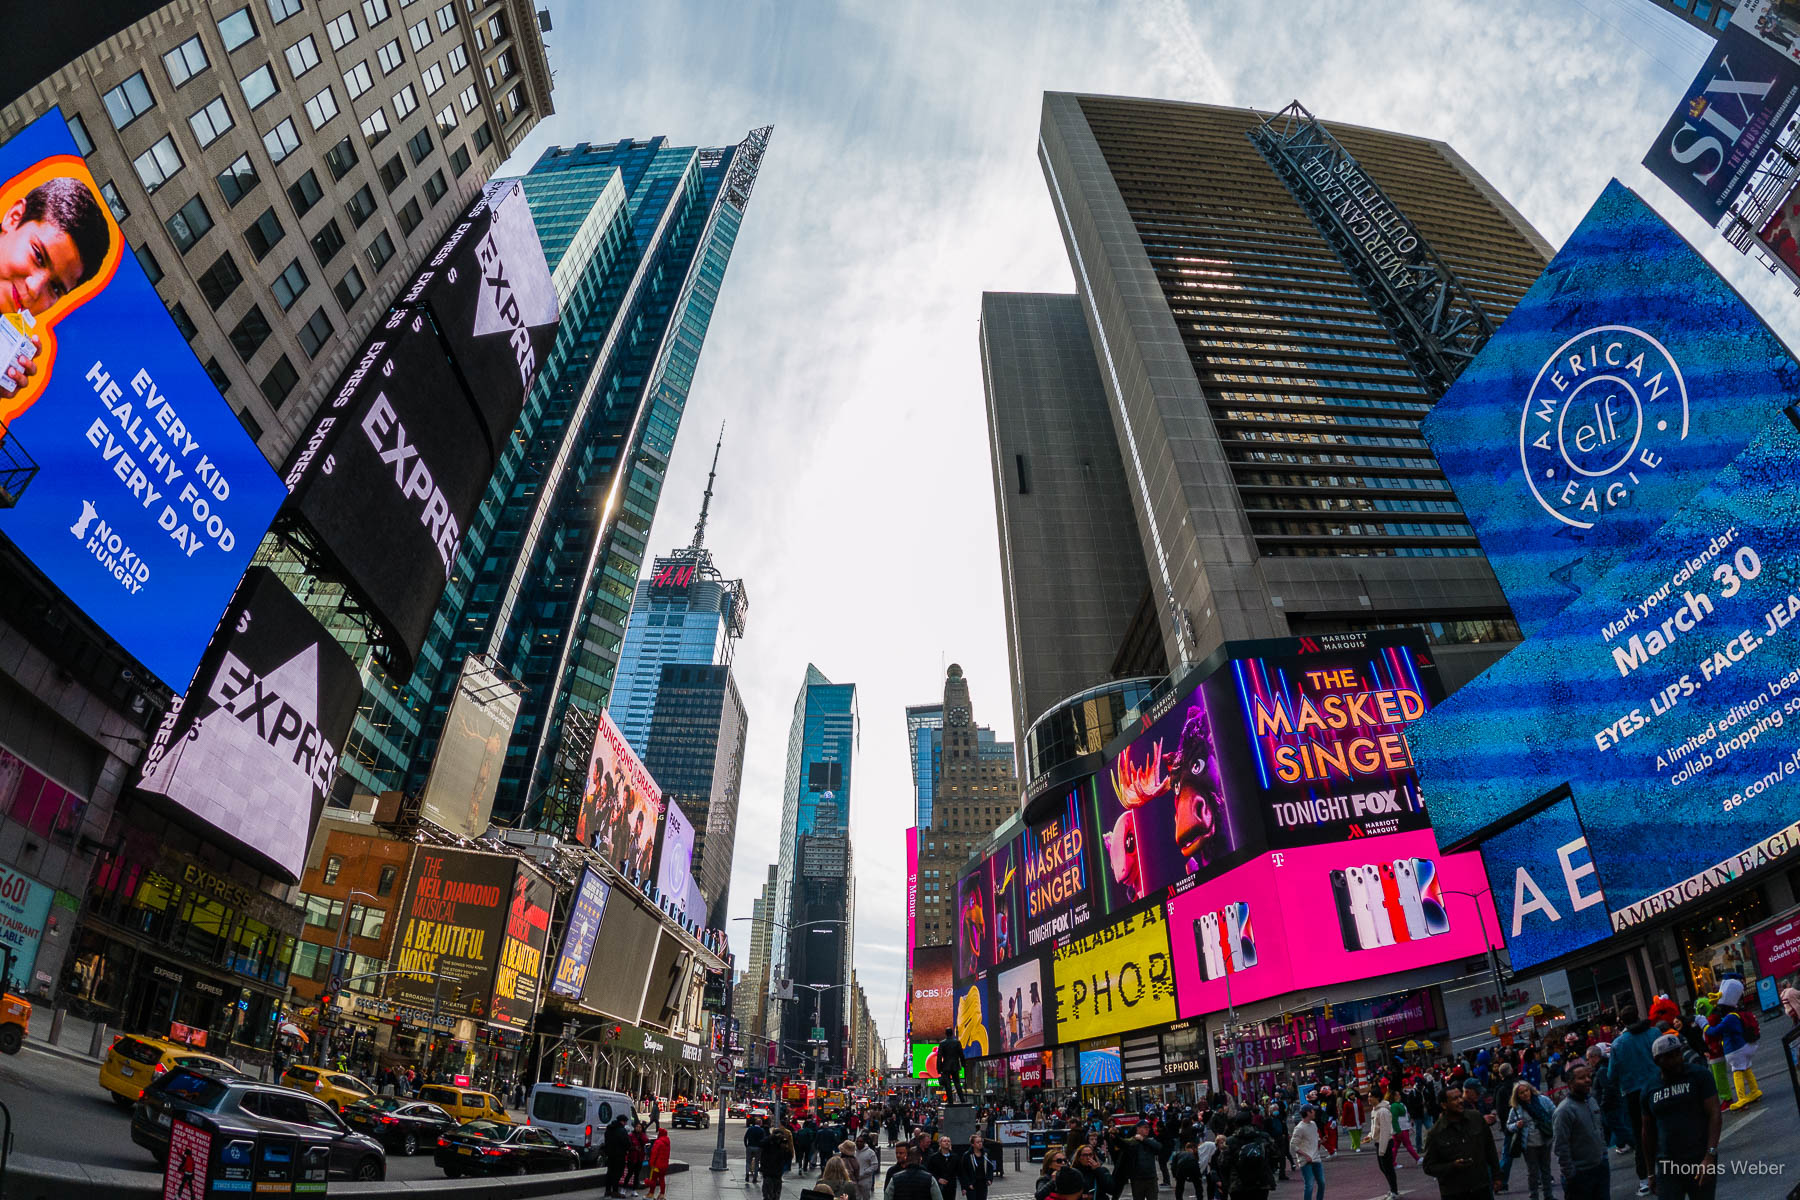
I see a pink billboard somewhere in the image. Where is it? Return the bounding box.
[906,826,919,970]
[1166,827,1500,1020]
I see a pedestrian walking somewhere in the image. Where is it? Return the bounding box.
[857,1135,882,1200]
[959,1134,996,1200]
[886,1149,945,1200]
[1552,1063,1609,1200]
[749,1117,770,1184]
[1111,1120,1163,1200]
[1370,1090,1398,1200]
[604,1116,631,1198]
[764,1127,796,1200]
[1641,1034,1720,1200]
[927,1134,961,1200]
[1217,1113,1278,1200]
[1419,1082,1499,1200]
[1289,1107,1324,1200]
[1607,1006,1661,1196]
[646,1127,672,1198]
[1504,1082,1555,1200]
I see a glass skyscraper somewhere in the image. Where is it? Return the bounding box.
[328,127,770,827]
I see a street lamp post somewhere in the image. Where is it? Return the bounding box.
[729,916,847,1126]
[793,982,852,1088]
[329,967,459,1082]
[318,889,384,1066]
[1442,887,1509,1048]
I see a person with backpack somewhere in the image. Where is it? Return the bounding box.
[1504,1081,1555,1200]
[1218,1112,1278,1200]
[1420,1083,1499,1200]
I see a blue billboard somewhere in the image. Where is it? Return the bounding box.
[1414,410,1800,939]
[1474,797,1614,972]
[0,110,283,690]
[1421,182,1800,637]
[549,866,611,999]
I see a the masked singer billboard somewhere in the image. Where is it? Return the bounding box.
[0,110,283,690]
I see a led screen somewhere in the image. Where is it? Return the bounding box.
[391,849,517,1020]
[654,798,705,923]
[993,956,1047,1051]
[575,709,661,883]
[1414,412,1800,933]
[0,862,51,991]
[954,972,994,1058]
[1019,783,1094,951]
[489,867,553,1028]
[1050,903,1176,1044]
[550,866,611,999]
[909,945,954,1041]
[134,567,359,881]
[1078,1043,1121,1086]
[0,110,283,689]
[1474,796,1613,971]
[1421,182,1800,636]
[909,1042,941,1083]
[419,655,519,839]
[282,313,492,671]
[955,857,993,979]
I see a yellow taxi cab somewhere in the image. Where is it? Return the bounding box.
[417,1083,512,1125]
[99,1035,243,1108]
[279,1063,377,1111]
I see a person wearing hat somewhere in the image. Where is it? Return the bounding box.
[1709,978,1762,1109]
[1641,1032,1719,1199]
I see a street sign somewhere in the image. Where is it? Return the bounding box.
[714,1055,734,1078]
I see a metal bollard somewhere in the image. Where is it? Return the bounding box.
[88,1020,109,1058]
[47,1007,65,1046]
[1014,1148,1020,1174]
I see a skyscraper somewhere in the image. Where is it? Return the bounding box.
[773,665,857,1073]
[904,703,943,826]
[985,94,1550,757]
[336,127,770,825]
[736,863,778,1050]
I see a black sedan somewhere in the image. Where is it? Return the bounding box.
[435,1120,579,1177]
[672,1102,709,1128]
[342,1097,458,1155]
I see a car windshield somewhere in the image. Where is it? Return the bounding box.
[349,1097,405,1112]
[460,1120,507,1140]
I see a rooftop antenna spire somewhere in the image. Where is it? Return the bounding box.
[692,424,724,549]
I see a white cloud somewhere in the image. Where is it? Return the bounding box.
[513,0,1788,1065]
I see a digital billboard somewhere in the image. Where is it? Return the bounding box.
[1020,783,1094,950]
[391,849,516,1020]
[550,867,611,999]
[134,567,360,881]
[1421,182,1800,636]
[0,863,52,991]
[909,1041,941,1083]
[954,972,994,1058]
[1050,903,1176,1044]
[391,180,557,455]
[575,710,661,883]
[1644,29,1800,225]
[909,944,954,1039]
[654,798,705,923]
[419,656,520,839]
[282,313,492,673]
[0,110,284,690]
[1078,1042,1121,1086]
[994,956,1047,1051]
[905,826,919,971]
[489,866,552,1028]
[955,857,994,979]
[1473,796,1613,972]
[1414,410,1800,937]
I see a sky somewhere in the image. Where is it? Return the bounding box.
[496,0,1800,1063]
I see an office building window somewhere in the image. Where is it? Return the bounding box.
[343,60,373,99]
[505,85,523,117]
[136,243,164,285]
[217,153,261,207]
[324,135,358,179]
[236,405,261,439]
[495,49,515,79]
[406,126,432,164]
[333,264,366,308]
[219,7,257,51]
[285,34,321,78]
[204,357,231,393]
[311,217,346,264]
[245,205,286,260]
[287,169,323,216]
[272,258,310,310]
[360,108,391,146]
[449,142,470,176]
[362,0,391,25]
[422,168,446,204]
[239,63,279,109]
[132,135,183,193]
[189,95,234,146]
[392,83,419,119]
[408,18,431,50]
[486,12,505,40]
[377,38,404,73]
[268,0,302,22]
[166,194,214,253]
[164,36,210,87]
[262,117,301,163]
[378,153,406,193]
[229,303,272,360]
[472,120,491,151]
[168,301,198,342]
[67,114,95,156]
[377,864,397,895]
[345,183,376,226]
[365,228,395,272]
[98,181,129,221]
[435,104,457,136]
[396,195,422,234]
[421,63,445,95]
[102,72,156,129]
[446,42,467,73]
[197,251,244,309]
[299,306,333,357]
[458,83,478,113]
[326,11,357,49]
[304,85,339,129]
[260,354,300,406]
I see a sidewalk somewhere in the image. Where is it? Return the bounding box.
[23,1003,108,1065]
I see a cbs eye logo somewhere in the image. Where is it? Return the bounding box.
[1518,324,1688,530]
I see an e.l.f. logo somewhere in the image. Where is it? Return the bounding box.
[1666,55,1776,186]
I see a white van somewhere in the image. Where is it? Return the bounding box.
[527,1082,637,1167]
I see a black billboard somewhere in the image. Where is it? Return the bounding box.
[489,866,553,1028]
[391,848,517,1020]
[393,180,559,456]
[281,314,494,670]
[135,567,359,882]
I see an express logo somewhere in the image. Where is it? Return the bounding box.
[1519,325,1688,529]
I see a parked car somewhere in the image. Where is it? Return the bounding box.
[418,1083,513,1125]
[131,1068,386,1181]
[526,1082,635,1167]
[435,1119,579,1177]
[672,1101,710,1129]
[100,1036,248,1108]
[342,1097,458,1155]
[279,1064,376,1111]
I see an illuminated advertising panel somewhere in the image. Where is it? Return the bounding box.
[1020,783,1094,951]
[1415,412,1800,937]
[282,314,492,671]
[909,945,954,1039]
[134,567,359,881]
[909,1042,941,1084]
[654,798,705,923]
[0,110,283,690]
[391,849,514,1019]
[954,972,994,1058]
[905,827,918,969]
[1078,1042,1121,1086]
[1473,796,1612,972]
[1421,182,1800,636]
[550,866,611,999]
[575,710,661,883]
[1165,856,1292,1019]
[1644,32,1800,225]
[1050,903,1176,1044]
[993,956,1047,1051]
[0,862,52,991]
[955,858,994,979]
[490,867,552,1028]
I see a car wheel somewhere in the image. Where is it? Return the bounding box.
[511,1163,528,1176]
[444,1167,463,1179]
[355,1157,384,1182]
[150,1149,167,1169]
[402,1133,419,1156]
[0,1025,21,1055]
[111,1093,135,1109]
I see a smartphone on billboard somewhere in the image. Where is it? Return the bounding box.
[1377,863,1411,943]
[1416,857,1451,935]
[1329,871,1360,952]
[1195,914,1223,981]
[1393,858,1429,939]
[1355,865,1394,947]
[1225,901,1257,970]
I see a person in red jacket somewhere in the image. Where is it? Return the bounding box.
[646,1127,672,1197]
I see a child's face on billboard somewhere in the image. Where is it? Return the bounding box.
[0,201,86,315]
